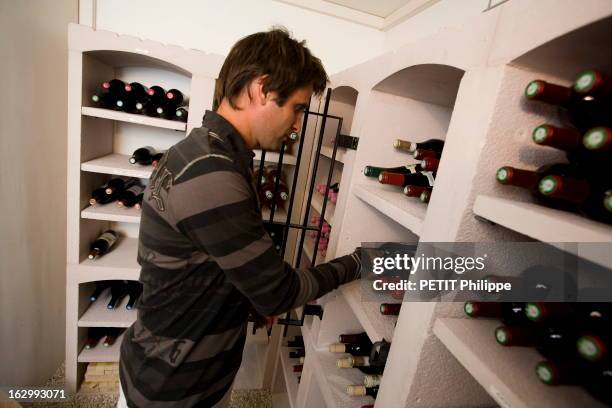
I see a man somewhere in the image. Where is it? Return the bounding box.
[118,27,361,407]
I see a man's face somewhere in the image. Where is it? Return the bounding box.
[251,86,313,151]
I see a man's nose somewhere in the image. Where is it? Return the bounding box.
[292,113,303,133]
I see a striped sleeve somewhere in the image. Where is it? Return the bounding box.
[167,159,360,316]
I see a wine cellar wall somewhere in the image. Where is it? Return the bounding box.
[64,1,612,406]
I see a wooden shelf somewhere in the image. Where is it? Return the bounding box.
[261,206,288,224]
[474,195,612,269]
[254,150,297,166]
[339,280,396,343]
[82,106,186,131]
[81,153,153,179]
[76,237,140,281]
[78,288,136,328]
[311,193,335,225]
[353,184,425,236]
[433,318,606,408]
[77,332,125,363]
[81,203,142,223]
[320,146,345,164]
[301,322,374,408]
[279,346,299,408]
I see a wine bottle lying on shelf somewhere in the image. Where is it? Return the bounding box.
[102,328,125,347]
[84,328,105,349]
[524,78,612,131]
[573,70,612,102]
[464,301,532,326]
[147,85,166,104]
[337,356,384,375]
[413,148,441,160]
[292,364,303,373]
[339,332,371,346]
[107,281,128,310]
[89,281,113,302]
[403,185,430,198]
[346,384,378,398]
[420,189,432,203]
[116,82,148,113]
[303,304,323,320]
[104,176,137,196]
[538,175,611,224]
[287,336,304,348]
[363,164,418,178]
[165,89,187,107]
[380,303,401,316]
[130,146,156,165]
[88,230,119,260]
[117,184,145,208]
[125,281,143,310]
[289,349,305,359]
[364,374,382,388]
[535,358,612,405]
[394,138,444,154]
[378,171,432,188]
[175,107,188,122]
[151,152,165,167]
[494,324,584,361]
[577,331,612,363]
[89,186,119,206]
[329,342,371,356]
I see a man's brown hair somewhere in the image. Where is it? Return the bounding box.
[213,27,328,110]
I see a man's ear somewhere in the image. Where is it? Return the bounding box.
[251,75,270,106]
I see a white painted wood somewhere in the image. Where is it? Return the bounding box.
[78,289,136,328]
[353,184,425,236]
[319,145,346,163]
[77,332,125,363]
[81,153,153,178]
[279,346,299,408]
[82,107,186,131]
[81,204,142,224]
[254,150,298,166]
[434,318,606,408]
[339,281,397,343]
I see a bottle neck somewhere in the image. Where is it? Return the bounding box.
[538,175,590,203]
[532,124,582,151]
[496,166,540,190]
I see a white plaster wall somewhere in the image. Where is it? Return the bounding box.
[0,0,78,386]
[94,0,386,76]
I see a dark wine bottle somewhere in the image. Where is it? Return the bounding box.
[117,184,145,208]
[151,152,165,167]
[89,186,118,206]
[89,281,113,302]
[378,171,431,188]
[337,356,383,375]
[538,175,612,224]
[91,89,116,108]
[339,332,371,345]
[363,374,382,388]
[287,337,304,348]
[420,189,432,203]
[403,185,430,197]
[363,164,418,178]
[289,349,305,359]
[413,148,441,160]
[107,281,128,309]
[102,328,124,347]
[133,193,144,210]
[464,302,531,326]
[292,365,303,373]
[346,384,378,398]
[524,79,612,130]
[116,82,148,113]
[175,107,188,122]
[394,139,444,154]
[495,324,580,360]
[577,331,612,363]
[130,146,156,165]
[329,342,371,356]
[573,70,612,102]
[88,230,119,260]
[102,79,126,95]
[165,89,187,106]
[380,303,401,316]
[105,176,137,195]
[419,157,440,172]
[147,85,166,104]
[84,328,105,349]
[125,281,143,310]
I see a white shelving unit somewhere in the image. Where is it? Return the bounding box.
[81,106,186,131]
[81,153,153,178]
[77,332,126,363]
[272,3,612,408]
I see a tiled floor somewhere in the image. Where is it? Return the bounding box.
[19,363,272,408]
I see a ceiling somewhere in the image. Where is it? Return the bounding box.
[274,0,442,30]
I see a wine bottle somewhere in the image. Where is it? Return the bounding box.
[363,374,382,388]
[292,365,303,373]
[102,328,123,347]
[116,82,148,113]
[573,70,612,102]
[419,157,439,172]
[89,186,118,206]
[524,79,612,130]
[402,185,430,198]
[413,148,441,160]
[420,189,432,203]
[175,107,188,122]
[289,349,305,359]
[102,79,126,95]
[88,230,119,260]
[583,127,611,155]
[303,304,323,320]
[89,281,113,302]
[105,176,137,195]
[125,281,143,310]
[107,281,128,309]
[464,301,531,326]
[130,146,156,165]
[151,152,165,167]
[378,172,431,188]
[577,331,612,363]
[117,184,145,208]
[380,303,401,316]
[84,328,105,349]
[165,89,187,106]
[339,332,371,345]
[147,85,166,104]
[133,193,144,210]
[287,337,304,348]
[495,324,580,359]
[91,89,116,108]
[346,384,378,398]
[299,356,305,364]
[329,342,371,356]
[538,175,612,223]
[394,139,444,154]
[363,164,418,178]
